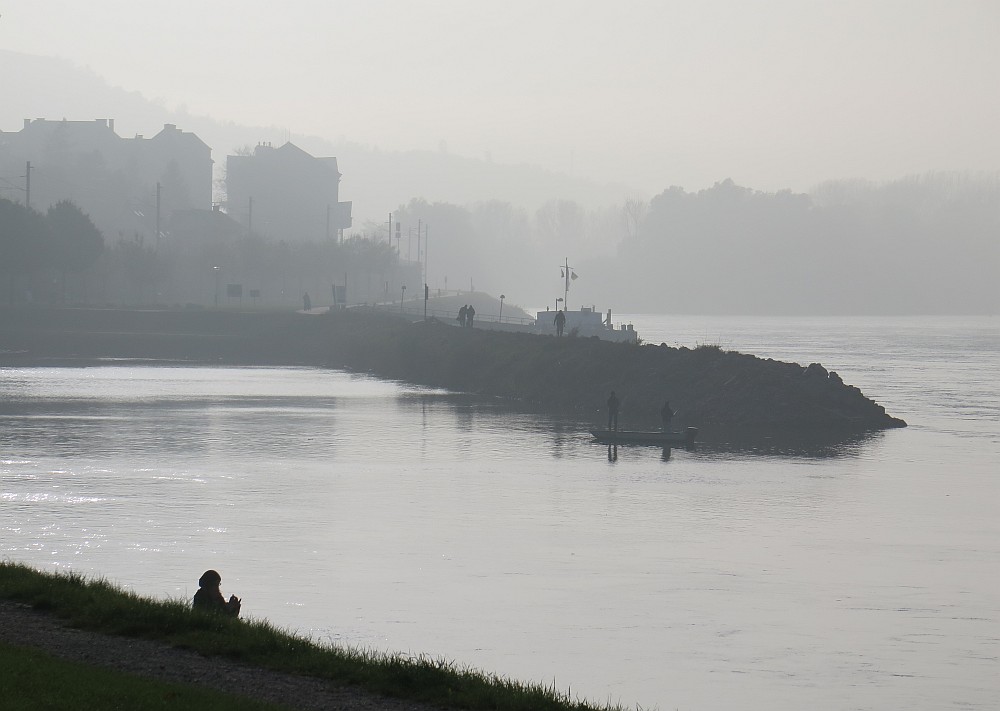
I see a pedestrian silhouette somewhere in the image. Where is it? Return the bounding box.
[554,309,566,336]
[607,390,620,431]
[660,400,674,431]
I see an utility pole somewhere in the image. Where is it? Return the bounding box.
[24,161,31,208]
[155,182,161,251]
[248,196,253,236]
[387,212,392,247]
[326,204,330,241]
[564,257,569,309]
[560,257,575,310]
[424,224,428,287]
[417,219,422,287]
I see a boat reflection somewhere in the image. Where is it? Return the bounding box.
[693,426,885,459]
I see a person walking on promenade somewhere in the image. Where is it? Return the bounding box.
[554,309,566,336]
[466,304,476,328]
[607,390,620,431]
[457,304,467,327]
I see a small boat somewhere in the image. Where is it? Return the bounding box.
[590,427,698,447]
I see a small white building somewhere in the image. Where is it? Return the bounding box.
[536,306,638,343]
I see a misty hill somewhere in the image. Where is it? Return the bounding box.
[0,50,625,225]
[579,176,1000,315]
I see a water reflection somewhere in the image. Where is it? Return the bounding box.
[4,361,995,711]
[0,367,897,470]
[695,426,884,459]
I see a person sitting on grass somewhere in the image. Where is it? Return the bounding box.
[192,569,241,617]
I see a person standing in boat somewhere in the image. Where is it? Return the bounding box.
[607,390,620,431]
[660,400,674,432]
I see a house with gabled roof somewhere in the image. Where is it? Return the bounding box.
[225,141,352,242]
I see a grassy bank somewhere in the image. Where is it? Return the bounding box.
[0,562,620,711]
[0,304,905,433]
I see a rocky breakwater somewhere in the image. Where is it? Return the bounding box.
[0,306,906,436]
[319,311,906,434]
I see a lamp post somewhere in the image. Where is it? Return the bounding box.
[499,294,505,323]
[212,265,221,307]
[400,284,406,312]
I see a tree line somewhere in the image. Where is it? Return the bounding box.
[0,198,104,304]
[5,171,995,315]
[0,197,405,308]
[586,173,999,315]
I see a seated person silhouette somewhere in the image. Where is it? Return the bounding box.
[192,569,241,617]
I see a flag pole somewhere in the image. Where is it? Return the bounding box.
[563,257,570,310]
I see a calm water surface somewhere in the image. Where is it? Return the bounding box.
[2,316,998,710]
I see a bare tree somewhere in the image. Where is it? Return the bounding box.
[622,193,648,243]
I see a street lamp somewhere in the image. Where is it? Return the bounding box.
[212,265,221,307]
[499,294,505,322]
[400,284,406,312]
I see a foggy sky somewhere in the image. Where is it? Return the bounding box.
[4,1,998,196]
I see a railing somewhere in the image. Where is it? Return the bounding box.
[339,302,638,341]
[357,301,537,326]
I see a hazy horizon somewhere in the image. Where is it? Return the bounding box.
[2,2,998,315]
[4,1,998,196]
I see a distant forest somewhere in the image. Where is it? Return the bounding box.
[365,173,999,315]
[598,173,999,315]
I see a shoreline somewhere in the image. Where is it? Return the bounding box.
[0,304,906,439]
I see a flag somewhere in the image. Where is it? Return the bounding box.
[571,271,578,280]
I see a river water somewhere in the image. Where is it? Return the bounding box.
[2,315,997,711]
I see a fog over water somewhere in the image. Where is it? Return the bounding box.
[2,316,998,710]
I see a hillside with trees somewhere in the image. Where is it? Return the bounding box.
[581,174,999,315]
